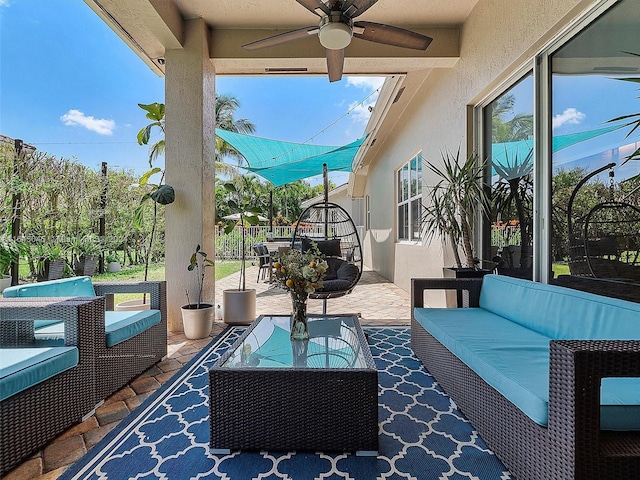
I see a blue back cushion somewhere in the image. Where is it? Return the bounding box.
[3,276,96,298]
[479,274,640,340]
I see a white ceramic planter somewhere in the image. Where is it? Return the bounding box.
[115,299,150,311]
[181,303,214,339]
[222,289,256,325]
[107,261,122,273]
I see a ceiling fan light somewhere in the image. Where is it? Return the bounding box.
[319,22,353,50]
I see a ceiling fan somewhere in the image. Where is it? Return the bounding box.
[242,0,433,82]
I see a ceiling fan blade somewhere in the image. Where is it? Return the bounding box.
[242,26,319,51]
[326,48,345,82]
[296,0,330,16]
[342,0,379,18]
[353,21,432,50]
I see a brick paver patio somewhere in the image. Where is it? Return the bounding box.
[5,265,410,479]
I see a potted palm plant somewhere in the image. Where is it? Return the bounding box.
[421,148,491,274]
[72,234,101,276]
[32,243,67,282]
[220,178,261,325]
[181,244,214,339]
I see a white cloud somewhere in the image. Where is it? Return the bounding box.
[347,99,375,127]
[346,76,385,91]
[0,0,11,7]
[60,109,116,135]
[344,76,386,129]
[552,107,586,130]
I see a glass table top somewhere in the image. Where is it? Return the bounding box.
[219,315,369,369]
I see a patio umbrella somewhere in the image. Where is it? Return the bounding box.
[222,212,269,222]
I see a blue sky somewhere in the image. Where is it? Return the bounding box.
[0,0,383,185]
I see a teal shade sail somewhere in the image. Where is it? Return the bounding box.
[216,129,366,186]
[490,125,622,176]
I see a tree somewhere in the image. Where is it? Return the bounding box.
[215,93,256,178]
[491,94,534,143]
[137,103,176,285]
[607,52,640,173]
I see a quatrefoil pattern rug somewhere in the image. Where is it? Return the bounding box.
[61,327,511,480]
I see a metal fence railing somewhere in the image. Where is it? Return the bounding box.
[214,224,357,260]
[215,226,297,260]
[491,225,521,248]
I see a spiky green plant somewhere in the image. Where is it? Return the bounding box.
[422,148,490,268]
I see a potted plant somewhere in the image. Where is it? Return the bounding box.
[31,243,67,282]
[181,244,214,339]
[71,234,101,276]
[105,253,122,273]
[421,148,491,276]
[0,236,26,292]
[220,178,261,325]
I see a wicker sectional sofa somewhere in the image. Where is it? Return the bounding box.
[411,274,640,480]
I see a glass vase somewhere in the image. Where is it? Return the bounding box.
[290,292,309,340]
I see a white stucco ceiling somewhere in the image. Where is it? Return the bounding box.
[84,0,479,77]
[173,0,477,28]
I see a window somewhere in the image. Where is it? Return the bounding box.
[365,195,371,230]
[477,0,640,299]
[549,0,640,289]
[482,74,534,279]
[397,153,423,241]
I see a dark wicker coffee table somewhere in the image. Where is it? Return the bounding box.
[209,314,379,455]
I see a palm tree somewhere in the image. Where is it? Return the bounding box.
[491,94,533,143]
[138,96,256,178]
[215,93,256,177]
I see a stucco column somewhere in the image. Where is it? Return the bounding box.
[164,18,216,332]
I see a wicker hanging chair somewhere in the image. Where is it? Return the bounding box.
[291,165,363,313]
[567,163,640,281]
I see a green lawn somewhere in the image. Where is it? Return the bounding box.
[92,261,242,305]
[552,262,570,277]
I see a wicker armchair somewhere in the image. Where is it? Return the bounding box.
[87,280,167,399]
[0,297,103,475]
[4,279,167,401]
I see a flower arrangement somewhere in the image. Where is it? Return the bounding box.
[272,244,328,340]
[272,244,328,297]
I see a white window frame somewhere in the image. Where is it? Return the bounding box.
[474,0,620,283]
[396,152,423,243]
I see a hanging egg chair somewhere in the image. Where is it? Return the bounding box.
[292,165,363,313]
[567,162,640,281]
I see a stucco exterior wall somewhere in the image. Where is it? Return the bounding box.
[364,0,593,298]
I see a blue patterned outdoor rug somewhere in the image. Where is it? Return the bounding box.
[60,327,511,479]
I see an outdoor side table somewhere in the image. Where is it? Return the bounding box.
[209,314,379,456]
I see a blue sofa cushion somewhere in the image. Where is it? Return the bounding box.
[479,274,640,340]
[0,347,79,401]
[104,310,161,347]
[414,307,640,430]
[33,311,162,348]
[34,320,64,330]
[3,276,96,298]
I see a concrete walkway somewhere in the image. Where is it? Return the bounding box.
[6,265,411,479]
